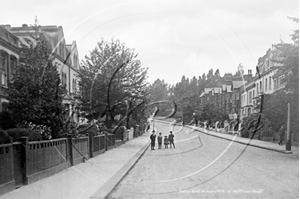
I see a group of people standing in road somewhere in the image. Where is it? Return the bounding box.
[150,130,175,150]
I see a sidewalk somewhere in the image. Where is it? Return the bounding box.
[0,133,150,199]
[190,126,298,154]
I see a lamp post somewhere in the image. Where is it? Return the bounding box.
[152,117,155,130]
[286,103,291,151]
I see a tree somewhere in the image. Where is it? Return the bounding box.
[147,79,171,117]
[148,79,169,102]
[199,103,228,123]
[77,38,148,128]
[214,69,220,78]
[207,69,214,80]
[6,32,66,139]
[265,17,299,140]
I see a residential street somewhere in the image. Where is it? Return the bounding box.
[109,121,299,199]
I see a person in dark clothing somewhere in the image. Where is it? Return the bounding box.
[150,130,156,150]
[193,113,198,126]
[157,132,163,149]
[164,136,169,149]
[278,125,285,145]
[168,131,175,148]
[234,117,240,131]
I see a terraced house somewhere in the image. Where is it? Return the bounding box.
[1,24,80,122]
[199,70,253,120]
[240,45,285,121]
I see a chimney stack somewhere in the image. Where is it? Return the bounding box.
[1,24,11,31]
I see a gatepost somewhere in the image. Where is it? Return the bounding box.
[19,137,29,185]
[105,131,108,151]
[68,136,74,166]
[89,132,94,158]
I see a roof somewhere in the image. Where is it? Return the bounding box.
[214,87,222,94]
[199,92,205,98]
[231,81,245,89]
[204,88,213,94]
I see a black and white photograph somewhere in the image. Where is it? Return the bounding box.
[0,0,299,198]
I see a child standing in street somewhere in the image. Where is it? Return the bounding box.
[157,132,163,149]
[278,125,285,145]
[169,131,175,148]
[150,130,156,150]
[164,136,169,149]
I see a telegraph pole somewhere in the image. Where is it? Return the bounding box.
[286,103,291,151]
[152,117,155,130]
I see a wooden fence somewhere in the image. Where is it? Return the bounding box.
[93,135,106,156]
[0,144,14,195]
[26,138,69,184]
[106,133,115,149]
[0,132,119,196]
[71,137,89,165]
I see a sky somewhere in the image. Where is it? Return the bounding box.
[1,0,299,85]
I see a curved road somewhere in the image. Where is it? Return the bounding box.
[109,120,299,199]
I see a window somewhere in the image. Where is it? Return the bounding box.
[64,104,70,118]
[72,78,77,93]
[269,77,272,91]
[248,108,251,116]
[278,76,282,88]
[274,79,277,90]
[0,51,8,87]
[75,55,78,68]
[253,90,255,98]
[256,83,258,93]
[10,56,17,81]
[265,78,268,91]
[60,43,64,59]
[73,54,76,68]
[260,81,262,93]
[61,72,67,86]
[249,91,252,104]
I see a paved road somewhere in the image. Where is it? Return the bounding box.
[109,121,299,199]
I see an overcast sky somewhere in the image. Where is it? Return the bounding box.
[2,0,299,85]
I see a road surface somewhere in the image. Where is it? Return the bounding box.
[109,120,299,199]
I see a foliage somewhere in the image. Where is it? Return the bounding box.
[6,128,43,142]
[240,113,271,139]
[266,17,299,139]
[147,79,172,117]
[77,38,148,128]
[77,124,99,136]
[24,122,52,140]
[0,110,15,130]
[6,32,66,139]
[263,90,298,136]
[0,129,12,144]
[199,103,229,123]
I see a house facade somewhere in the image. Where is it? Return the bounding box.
[240,45,285,121]
[0,26,20,112]
[240,80,256,120]
[3,24,80,122]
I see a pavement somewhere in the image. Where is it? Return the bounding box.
[189,126,298,154]
[0,132,151,199]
